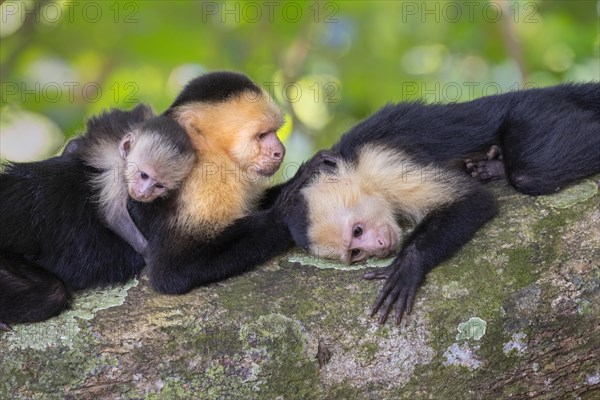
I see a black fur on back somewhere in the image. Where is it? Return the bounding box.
[0,158,145,291]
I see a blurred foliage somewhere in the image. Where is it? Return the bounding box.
[1,0,598,161]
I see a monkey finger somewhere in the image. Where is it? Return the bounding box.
[379,285,402,324]
[394,290,409,325]
[487,145,501,160]
[370,281,395,317]
[405,288,417,315]
[363,272,390,280]
[363,265,395,280]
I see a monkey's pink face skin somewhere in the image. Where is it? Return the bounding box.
[128,169,167,203]
[307,191,403,264]
[343,219,399,264]
[254,131,285,176]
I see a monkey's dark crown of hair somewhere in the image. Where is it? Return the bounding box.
[165,71,262,113]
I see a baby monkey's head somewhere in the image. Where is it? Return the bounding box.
[119,116,196,202]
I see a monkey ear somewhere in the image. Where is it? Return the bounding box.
[119,132,134,159]
[189,126,209,152]
[174,111,208,151]
[174,109,204,136]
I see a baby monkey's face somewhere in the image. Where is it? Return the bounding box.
[126,164,169,202]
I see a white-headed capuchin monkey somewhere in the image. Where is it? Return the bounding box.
[284,82,600,325]
[162,74,285,237]
[77,112,196,256]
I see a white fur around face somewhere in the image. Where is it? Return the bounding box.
[303,145,466,262]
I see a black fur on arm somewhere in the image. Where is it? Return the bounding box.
[366,184,498,324]
[147,208,293,294]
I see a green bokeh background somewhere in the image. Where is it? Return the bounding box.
[1,0,598,162]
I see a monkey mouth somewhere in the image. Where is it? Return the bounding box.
[129,190,154,203]
[135,197,155,203]
[256,160,283,177]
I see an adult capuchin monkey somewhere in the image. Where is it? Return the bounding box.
[283,82,600,325]
[0,72,300,326]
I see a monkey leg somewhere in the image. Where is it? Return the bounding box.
[465,145,506,182]
[0,254,71,324]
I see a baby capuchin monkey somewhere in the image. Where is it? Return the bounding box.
[76,110,195,256]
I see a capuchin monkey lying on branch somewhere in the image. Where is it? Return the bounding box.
[284,82,600,325]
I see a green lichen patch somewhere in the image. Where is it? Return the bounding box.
[287,249,394,270]
[537,179,598,209]
[456,317,487,341]
[2,278,138,351]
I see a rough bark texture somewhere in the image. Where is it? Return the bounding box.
[1,178,599,400]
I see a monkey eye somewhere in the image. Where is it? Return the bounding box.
[257,132,269,140]
[155,184,164,189]
[353,226,363,238]
[140,172,149,180]
[350,249,361,259]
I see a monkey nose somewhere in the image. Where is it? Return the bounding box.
[272,151,283,160]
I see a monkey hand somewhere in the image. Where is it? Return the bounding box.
[367,256,425,325]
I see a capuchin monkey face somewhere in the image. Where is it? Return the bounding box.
[336,198,401,263]
[307,188,403,264]
[127,165,168,202]
[225,94,286,177]
[172,90,285,178]
[119,132,178,203]
[246,130,285,176]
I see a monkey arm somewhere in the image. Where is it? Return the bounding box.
[147,208,293,294]
[104,208,149,258]
[365,185,497,325]
[258,184,285,209]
